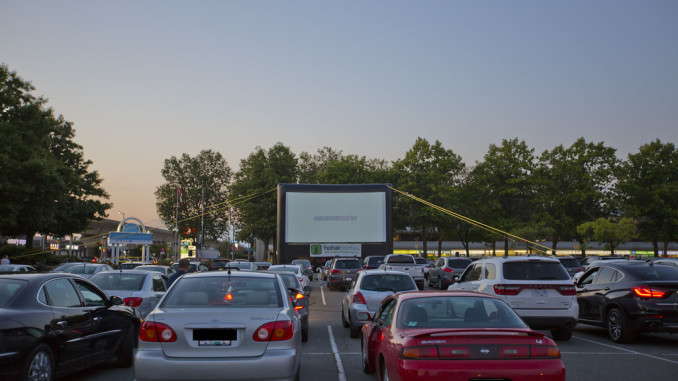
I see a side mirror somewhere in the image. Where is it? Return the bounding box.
[356,312,372,322]
[110,295,124,306]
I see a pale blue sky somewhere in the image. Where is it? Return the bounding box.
[2,1,677,228]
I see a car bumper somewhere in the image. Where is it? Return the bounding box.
[514,304,579,330]
[134,348,299,381]
[395,358,565,381]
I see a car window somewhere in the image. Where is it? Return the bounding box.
[447,258,472,269]
[594,267,617,284]
[278,273,301,289]
[361,274,415,292]
[374,298,395,323]
[484,263,496,279]
[463,263,483,281]
[334,260,361,269]
[90,273,146,291]
[75,281,107,307]
[502,261,570,281]
[579,267,600,286]
[559,258,580,267]
[0,279,27,307]
[162,276,282,308]
[152,274,167,291]
[44,278,82,308]
[378,299,396,326]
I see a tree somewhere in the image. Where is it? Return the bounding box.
[535,138,619,252]
[229,143,298,263]
[617,139,678,256]
[467,138,536,255]
[577,217,636,255]
[392,138,466,257]
[297,147,343,184]
[0,64,110,249]
[155,150,232,247]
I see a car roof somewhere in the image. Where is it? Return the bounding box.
[476,255,560,263]
[182,270,276,279]
[96,270,154,275]
[359,269,410,276]
[395,290,502,301]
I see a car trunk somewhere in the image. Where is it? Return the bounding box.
[155,308,285,358]
[362,290,396,311]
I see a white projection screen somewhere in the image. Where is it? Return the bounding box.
[285,192,387,243]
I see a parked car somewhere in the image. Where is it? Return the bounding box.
[0,264,36,273]
[254,261,272,270]
[358,291,565,381]
[53,262,115,279]
[0,273,141,381]
[558,256,583,278]
[134,271,303,381]
[275,272,311,342]
[319,260,332,281]
[575,260,678,343]
[291,259,314,278]
[135,265,176,278]
[653,257,678,268]
[341,269,418,337]
[413,257,431,279]
[379,254,425,290]
[327,257,363,291]
[268,265,311,290]
[171,261,209,273]
[89,270,168,317]
[118,261,145,270]
[428,256,473,290]
[578,255,626,267]
[362,255,385,270]
[450,255,578,340]
[209,259,231,271]
[226,261,258,271]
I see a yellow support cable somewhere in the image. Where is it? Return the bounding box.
[387,185,554,255]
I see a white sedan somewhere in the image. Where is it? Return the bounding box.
[267,264,311,290]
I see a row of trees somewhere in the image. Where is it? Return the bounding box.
[156,137,678,258]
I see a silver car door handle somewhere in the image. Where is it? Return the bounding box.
[93,317,102,322]
[56,321,68,328]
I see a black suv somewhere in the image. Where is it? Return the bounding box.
[428,257,473,289]
[326,257,363,291]
[362,255,385,270]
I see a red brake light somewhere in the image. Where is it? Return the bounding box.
[352,292,366,305]
[556,285,576,295]
[494,284,522,295]
[633,286,668,298]
[401,345,439,359]
[124,297,143,307]
[443,268,453,273]
[530,345,561,358]
[139,321,177,342]
[253,321,294,342]
[331,269,340,274]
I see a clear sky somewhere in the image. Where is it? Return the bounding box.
[1,1,676,229]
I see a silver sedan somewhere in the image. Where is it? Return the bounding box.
[341,269,418,337]
[134,271,302,381]
[89,270,167,317]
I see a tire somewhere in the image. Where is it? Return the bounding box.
[438,278,445,290]
[350,325,360,338]
[341,307,349,328]
[22,343,54,381]
[302,323,309,343]
[551,326,573,341]
[607,307,638,343]
[116,327,135,368]
[361,341,373,374]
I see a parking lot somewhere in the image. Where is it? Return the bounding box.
[70,279,678,381]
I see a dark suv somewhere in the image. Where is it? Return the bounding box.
[327,257,363,291]
[428,256,473,289]
[362,255,385,270]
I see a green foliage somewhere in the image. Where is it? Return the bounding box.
[0,64,110,248]
[578,217,637,255]
[155,150,232,241]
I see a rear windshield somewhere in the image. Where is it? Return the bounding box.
[386,255,414,264]
[414,258,428,265]
[0,279,27,307]
[277,273,301,289]
[334,260,362,269]
[360,274,416,292]
[396,296,527,329]
[367,257,384,265]
[627,265,678,280]
[90,273,146,291]
[65,265,98,275]
[119,263,141,269]
[559,258,581,267]
[162,276,282,308]
[447,258,472,269]
[503,261,570,281]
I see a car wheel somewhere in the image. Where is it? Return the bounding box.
[302,322,309,343]
[361,341,373,374]
[551,326,573,341]
[116,327,135,368]
[607,307,638,343]
[438,278,446,290]
[350,320,360,338]
[379,356,390,381]
[22,343,54,381]
[341,307,349,328]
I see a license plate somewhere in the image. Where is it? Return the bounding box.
[346,277,352,282]
[532,289,548,297]
[199,340,231,346]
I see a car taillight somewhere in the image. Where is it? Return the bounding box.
[294,293,306,310]
[443,268,453,273]
[555,285,576,295]
[139,321,177,342]
[352,292,366,304]
[494,284,522,295]
[253,321,294,342]
[331,269,340,274]
[124,297,143,307]
[401,344,559,359]
[633,286,668,298]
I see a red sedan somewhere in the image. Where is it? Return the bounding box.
[359,291,565,381]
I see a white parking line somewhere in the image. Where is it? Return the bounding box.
[574,336,678,365]
[320,284,326,305]
[328,326,347,381]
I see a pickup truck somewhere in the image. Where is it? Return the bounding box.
[378,254,425,290]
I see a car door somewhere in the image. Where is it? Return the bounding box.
[576,266,603,321]
[430,258,442,285]
[364,297,396,371]
[43,278,98,370]
[453,262,483,292]
[577,266,617,322]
